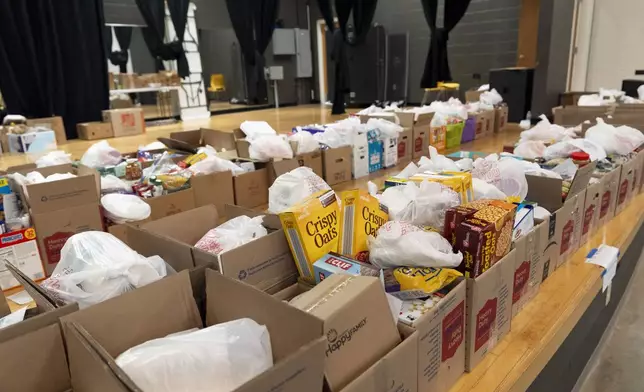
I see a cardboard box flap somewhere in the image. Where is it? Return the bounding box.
[62,272,201,358]
[124,225,195,272]
[0,323,71,392]
[271,159,300,178]
[168,129,202,146]
[0,303,78,344]
[191,171,235,212]
[201,128,237,152]
[0,294,8,318]
[5,261,62,309]
[205,269,324,361]
[396,112,416,128]
[144,188,196,221]
[224,204,282,230]
[141,204,218,245]
[526,162,596,211]
[569,161,597,197]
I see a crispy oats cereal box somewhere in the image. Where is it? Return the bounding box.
[409,172,474,203]
[338,189,389,262]
[279,190,340,282]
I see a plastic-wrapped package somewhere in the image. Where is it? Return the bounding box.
[268,167,331,213]
[188,156,246,176]
[288,131,320,154]
[101,174,132,194]
[80,140,122,168]
[115,318,273,392]
[369,221,463,269]
[101,194,151,224]
[472,178,506,200]
[239,121,277,140]
[194,216,267,255]
[41,232,170,308]
[513,141,547,160]
[472,155,528,201]
[35,150,73,167]
[248,135,293,161]
[379,181,460,230]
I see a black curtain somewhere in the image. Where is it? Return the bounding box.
[226,0,280,105]
[420,0,471,88]
[317,0,378,114]
[0,0,109,139]
[105,26,133,74]
[135,0,190,78]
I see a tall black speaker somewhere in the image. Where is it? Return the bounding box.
[489,67,535,123]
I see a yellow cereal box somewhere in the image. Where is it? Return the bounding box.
[279,190,339,282]
[338,189,389,262]
[409,171,474,203]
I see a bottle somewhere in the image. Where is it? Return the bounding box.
[571,151,590,167]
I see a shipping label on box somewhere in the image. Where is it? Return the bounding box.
[0,228,45,291]
[412,128,429,159]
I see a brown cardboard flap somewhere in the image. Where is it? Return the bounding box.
[125,225,195,272]
[5,261,61,309]
[144,188,196,221]
[0,303,78,344]
[168,129,201,145]
[396,112,416,128]
[62,272,202,358]
[233,168,269,208]
[271,159,300,178]
[223,204,281,230]
[191,171,235,214]
[569,161,597,197]
[0,323,72,392]
[526,162,596,212]
[201,128,237,152]
[141,204,218,244]
[205,269,324,360]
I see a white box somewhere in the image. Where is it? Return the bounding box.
[382,136,398,168]
[0,228,46,291]
[7,131,57,153]
[352,133,369,179]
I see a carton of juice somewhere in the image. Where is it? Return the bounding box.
[279,190,339,282]
[338,189,389,262]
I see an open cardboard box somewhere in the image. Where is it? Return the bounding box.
[615,157,639,215]
[400,112,434,160]
[512,218,548,319]
[61,269,326,392]
[594,166,622,228]
[526,161,595,269]
[322,146,353,186]
[126,204,298,293]
[359,113,412,163]
[398,279,466,392]
[465,249,516,372]
[552,105,614,126]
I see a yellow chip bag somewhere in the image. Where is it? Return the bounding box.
[383,267,463,300]
[279,190,339,283]
[338,189,388,262]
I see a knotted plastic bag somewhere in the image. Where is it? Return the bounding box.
[513,141,547,160]
[417,146,460,172]
[248,135,293,161]
[369,221,463,269]
[289,131,320,154]
[472,155,528,201]
[41,232,169,309]
[194,215,268,255]
[268,167,331,213]
[80,140,122,168]
[115,318,273,392]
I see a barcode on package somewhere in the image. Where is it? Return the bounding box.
[286,227,312,278]
[342,204,355,255]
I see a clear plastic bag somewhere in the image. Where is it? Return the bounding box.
[194,216,267,255]
[368,221,463,269]
[472,178,506,200]
[288,131,320,154]
[80,140,122,168]
[42,232,169,308]
[115,318,273,392]
[472,155,528,201]
[188,155,246,176]
[101,194,151,224]
[268,167,331,213]
[248,135,294,161]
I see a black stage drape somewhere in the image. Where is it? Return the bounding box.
[106,27,133,74]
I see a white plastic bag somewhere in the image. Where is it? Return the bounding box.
[369,221,463,268]
[455,158,474,171]
[101,194,151,224]
[239,121,277,140]
[549,139,607,161]
[35,150,72,167]
[188,155,246,176]
[366,118,403,139]
[472,155,528,201]
[518,115,571,143]
[194,216,267,255]
[101,174,132,193]
[472,178,507,200]
[313,127,352,148]
[513,141,547,160]
[80,140,122,168]
[268,167,331,213]
[288,131,320,154]
[639,85,644,101]
[379,181,460,230]
[42,232,169,308]
[585,119,641,155]
[116,318,273,392]
[248,135,293,161]
[417,146,460,172]
[480,88,503,106]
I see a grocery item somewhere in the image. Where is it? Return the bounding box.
[268,166,331,214]
[398,296,443,326]
[445,199,516,278]
[312,252,380,283]
[194,215,268,256]
[280,190,339,282]
[383,267,462,300]
[408,171,474,203]
[101,194,151,224]
[338,189,388,261]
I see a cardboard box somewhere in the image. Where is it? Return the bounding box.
[595,167,621,227]
[127,204,298,292]
[556,192,585,268]
[323,146,352,186]
[290,274,401,391]
[26,116,67,144]
[480,109,495,137]
[494,104,509,133]
[143,187,196,221]
[525,161,595,214]
[382,136,399,168]
[0,227,45,292]
[398,280,466,392]
[465,90,483,102]
[410,114,433,159]
[61,269,326,392]
[102,108,146,137]
[398,128,413,161]
[192,170,235,213]
[234,165,269,208]
[429,125,446,152]
[465,249,516,371]
[267,151,324,185]
[630,150,644,200]
[32,204,104,276]
[580,179,602,245]
[341,332,418,392]
[552,105,613,126]
[366,130,383,173]
[352,132,370,179]
[77,122,114,140]
[7,130,57,153]
[512,219,548,318]
[615,158,638,215]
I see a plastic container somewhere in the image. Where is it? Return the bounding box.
[571,151,590,167]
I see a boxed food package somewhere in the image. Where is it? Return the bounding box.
[398,279,466,392]
[290,274,401,391]
[102,108,146,137]
[61,270,326,392]
[322,146,352,186]
[280,190,339,283]
[429,125,447,152]
[445,200,516,278]
[0,228,45,292]
[76,122,114,140]
[312,252,380,283]
[581,179,602,244]
[595,167,621,227]
[408,172,474,204]
[338,189,388,261]
[494,104,509,133]
[7,130,57,153]
[352,132,370,179]
[366,130,383,173]
[341,332,418,392]
[465,249,516,371]
[127,204,297,293]
[382,136,399,168]
[26,116,67,144]
[512,219,548,318]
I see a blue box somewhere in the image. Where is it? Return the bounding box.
[366,129,383,173]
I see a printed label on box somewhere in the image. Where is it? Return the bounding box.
[600,191,611,218]
[0,228,45,291]
[583,205,595,235]
[513,261,530,304]
[560,220,574,256]
[442,301,464,361]
[475,298,497,351]
[618,180,629,205]
[44,231,74,265]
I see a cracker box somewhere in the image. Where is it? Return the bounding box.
[0,228,46,291]
[312,252,380,283]
[430,125,447,152]
[338,189,388,262]
[280,190,340,283]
